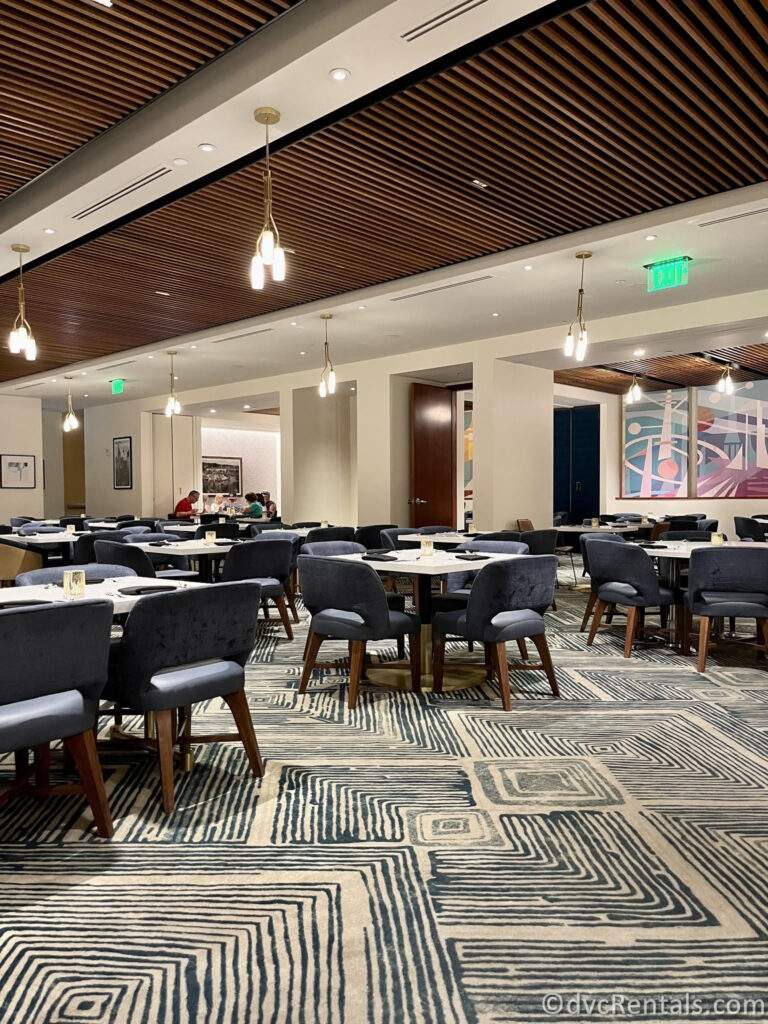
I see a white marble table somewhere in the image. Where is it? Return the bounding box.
[131,538,236,558]
[556,524,640,534]
[1,576,202,615]
[7,531,75,546]
[399,532,470,545]
[85,520,122,530]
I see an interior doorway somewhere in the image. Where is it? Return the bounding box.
[553,405,600,523]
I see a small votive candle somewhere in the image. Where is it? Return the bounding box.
[591,518,600,528]
[420,537,434,557]
[321,520,329,528]
[65,523,75,535]
[63,569,85,598]
[468,523,477,534]
[218,517,226,524]
[205,531,216,546]
[712,532,724,545]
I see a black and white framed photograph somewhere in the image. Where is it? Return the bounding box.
[113,436,133,490]
[0,454,36,489]
[202,456,242,495]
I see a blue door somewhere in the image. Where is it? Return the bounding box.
[553,406,600,523]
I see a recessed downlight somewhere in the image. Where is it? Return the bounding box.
[148,355,154,359]
[357,305,366,310]
[155,290,170,296]
[524,264,532,271]
[81,371,86,376]
[198,143,216,153]
[633,348,646,356]
[243,404,251,409]
[43,228,56,235]
[329,68,351,81]
[173,158,189,167]
[210,409,216,413]
[290,321,298,326]
[299,350,307,356]
[190,345,197,349]
[491,312,500,317]
[350,386,356,392]
[470,178,488,189]
[645,234,657,241]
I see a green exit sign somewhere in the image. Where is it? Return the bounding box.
[111,379,124,395]
[645,256,691,292]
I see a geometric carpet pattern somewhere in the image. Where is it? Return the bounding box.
[1,580,767,1023]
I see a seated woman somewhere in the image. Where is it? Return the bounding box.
[244,492,264,518]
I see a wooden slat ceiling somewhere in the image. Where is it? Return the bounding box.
[0,0,299,198]
[555,351,767,395]
[1,0,768,382]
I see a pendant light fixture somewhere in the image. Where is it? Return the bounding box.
[62,376,79,432]
[717,365,734,395]
[318,314,336,398]
[164,350,181,417]
[564,250,592,362]
[250,107,286,289]
[625,375,643,404]
[8,244,37,361]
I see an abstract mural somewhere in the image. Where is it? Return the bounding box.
[697,380,768,497]
[622,389,689,497]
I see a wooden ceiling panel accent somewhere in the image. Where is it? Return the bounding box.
[553,366,667,395]
[1,0,768,381]
[0,0,299,198]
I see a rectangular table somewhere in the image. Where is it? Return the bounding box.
[0,576,202,615]
[556,525,639,534]
[132,538,237,582]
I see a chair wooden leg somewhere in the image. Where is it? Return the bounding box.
[275,595,294,641]
[587,599,608,646]
[516,638,528,660]
[34,743,50,787]
[299,631,325,693]
[493,642,512,711]
[63,730,114,838]
[484,642,494,682]
[674,603,684,649]
[550,598,557,612]
[223,689,263,777]
[13,748,28,778]
[285,580,300,623]
[432,632,445,693]
[697,616,712,673]
[660,605,669,629]
[531,633,559,697]
[408,632,421,693]
[580,591,597,632]
[682,608,692,655]
[762,619,768,659]
[397,636,405,660]
[155,708,176,814]
[348,640,366,709]
[624,606,639,657]
[262,598,271,620]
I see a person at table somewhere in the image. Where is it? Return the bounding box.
[262,490,278,519]
[244,492,264,518]
[174,489,200,520]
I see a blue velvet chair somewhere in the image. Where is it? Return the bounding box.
[354,524,397,549]
[578,533,627,631]
[381,527,420,550]
[431,555,559,708]
[298,555,421,708]
[292,521,321,528]
[698,519,718,532]
[735,517,767,542]
[0,600,114,836]
[105,583,263,813]
[59,515,87,532]
[473,530,522,542]
[683,546,768,672]
[433,540,530,610]
[418,525,454,534]
[221,538,294,639]
[586,542,683,656]
[304,526,355,545]
[10,517,34,528]
[74,530,127,564]
[16,563,136,586]
[255,531,301,620]
[194,522,239,540]
[95,539,198,581]
[120,525,151,536]
[17,523,63,535]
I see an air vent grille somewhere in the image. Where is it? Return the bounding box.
[213,327,274,344]
[697,207,768,228]
[402,0,490,42]
[391,275,492,301]
[71,167,172,220]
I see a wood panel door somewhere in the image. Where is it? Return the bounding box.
[410,383,456,528]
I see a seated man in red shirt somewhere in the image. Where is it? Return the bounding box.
[173,489,200,520]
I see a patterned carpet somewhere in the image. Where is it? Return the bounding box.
[1,577,767,1023]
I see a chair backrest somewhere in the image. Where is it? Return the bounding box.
[94,539,156,577]
[0,541,42,581]
[59,515,87,531]
[0,525,13,535]
[649,522,671,542]
[9,517,34,527]
[18,523,62,535]
[552,513,567,527]
[579,533,626,577]
[194,521,239,539]
[115,514,135,521]
[516,518,535,532]
[125,532,173,544]
[520,528,557,555]
[221,538,292,583]
[302,541,365,556]
[734,516,767,542]
[698,518,718,532]
[688,546,768,603]
[0,601,114,713]
[292,521,321,528]
[16,563,137,586]
[116,583,261,693]
[587,542,660,603]
[254,521,292,531]
[418,525,454,534]
[474,530,522,543]
[297,554,390,630]
[465,555,557,633]
[664,531,713,543]
[667,517,699,532]
[446,540,529,590]
[304,526,355,545]
[120,524,151,535]
[199,513,217,524]
[354,525,397,549]
[381,527,419,550]
[614,513,642,522]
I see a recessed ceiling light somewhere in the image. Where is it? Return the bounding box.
[155,290,170,296]
[190,345,197,349]
[633,348,646,356]
[615,279,626,285]
[299,350,307,356]
[43,228,56,235]
[491,312,500,317]
[198,143,216,152]
[764,331,768,339]
[357,305,366,310]
[329,68,351,81]
[350,386,356,392]
[84,393,89,397]
[470,178,488,189]
[243,404,251,409]
[290,321,298,326]
[91,0,113,7]
[524,264,532,271]
[173,158,189,167]
[645,234,657,241]
[81,371,86,376]
[174,375,179,381]
[51,378,57,383]
[210,409,216,413]
[148,355,154,359]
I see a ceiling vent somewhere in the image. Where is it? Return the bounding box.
[402,0,490,42]
[13,381,43,391]
[97,359,136,372]
[391,274,492,301]
[697,207,768,228]
[213,327,274,344]
[71,167,172,221]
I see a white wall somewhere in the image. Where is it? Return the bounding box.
[0,396,44,522]
[84,404,154,517]
[201,424,280,505]
[291,385,356,525]
[41,409,65,518]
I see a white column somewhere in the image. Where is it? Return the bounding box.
[473,357,554,531]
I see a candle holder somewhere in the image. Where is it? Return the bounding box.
[420,537,434,558]
[205,531,216,546]
[712,532,724,545]
[63,569,85,599]
[65,523,75,535]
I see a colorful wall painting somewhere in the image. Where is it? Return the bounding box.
[697,380,768,497]
[623,388,689,497]
[463,404,473,520]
